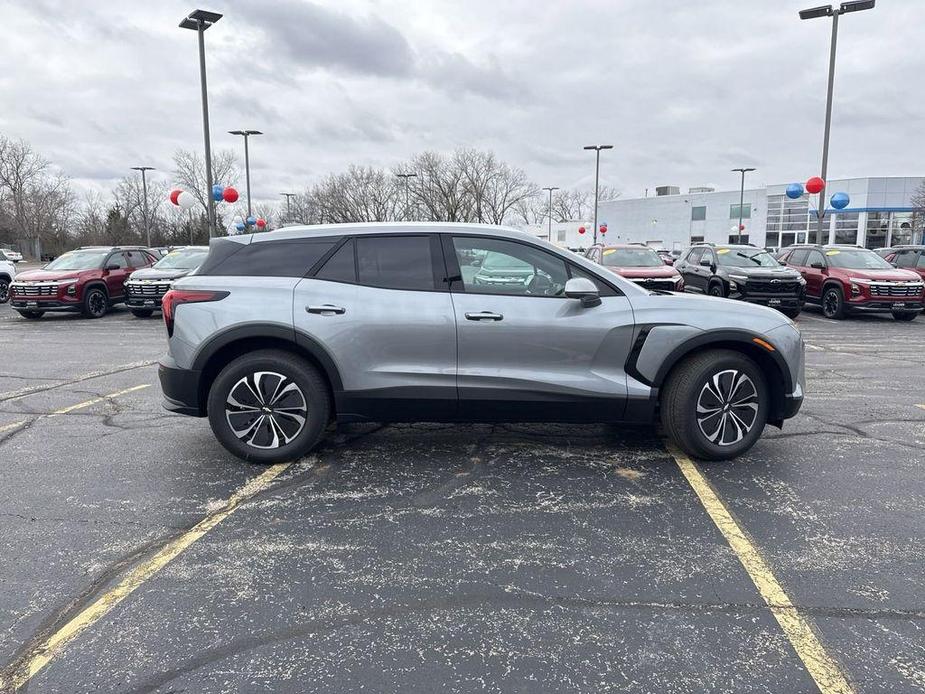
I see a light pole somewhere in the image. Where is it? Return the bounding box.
[583,145,613,245]
[396,172,417,221]
[542,186,559,241]
[799,0,875,244]
[731,167,756,243]
[180,9,222,237]
[130,166,155,247]
[280,192,296,224]
[229,130,262,218]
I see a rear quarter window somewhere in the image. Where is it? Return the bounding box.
[200,239,338,277]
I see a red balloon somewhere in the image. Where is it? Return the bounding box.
[739,224,745,231]
[256,218,266,228]
[169,189,182,206]
[805,176,825,194]
[578,226,586,234]
[599,225,607,234]
[222,187,239,203]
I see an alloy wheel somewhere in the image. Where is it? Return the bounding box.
[0,281,8,303]
[225,371,308,450]
[822,290,840,318]
[88,290,106,316]
[696,369,759,446]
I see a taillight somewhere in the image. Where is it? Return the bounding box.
[162,289,228,336]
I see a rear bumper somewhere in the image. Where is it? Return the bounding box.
[158,358,203,417]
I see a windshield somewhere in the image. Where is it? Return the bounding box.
[601,247,664,267]
[44,249,110,271]
[715,248,780,268]
[825,249,894,269]
[153,248,208,270]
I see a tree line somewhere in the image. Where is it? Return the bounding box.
[0,132,619,258]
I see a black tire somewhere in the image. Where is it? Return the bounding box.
[0,279,9,304]
[661,349,768,461]
[17,310,44,319]
[781,307,802,319]
[82,286,108,318]
[708,282,725,297]
[131,309,154,318]
[207,349,331,464]
[892,310,918,322]
[821,284,845,319]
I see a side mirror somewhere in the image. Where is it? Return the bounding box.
[810,262,825,270]
[699,257,713,267]
[565,277,601,308]
[105,263,121,271]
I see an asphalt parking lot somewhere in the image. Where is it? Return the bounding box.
[1,297,924,693]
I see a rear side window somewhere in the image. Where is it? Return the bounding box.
[315,239,357,283]
[788,249,809,266]
[356,236,435,290]
[202,239,337,277]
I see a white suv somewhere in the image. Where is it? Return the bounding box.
[0,256,15,303]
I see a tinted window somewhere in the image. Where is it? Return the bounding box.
[315,239,356,283]
[206,239,337,277]
[788,249,809,266]
[356,236,435,290]
[125,250,149,267]
[686,248,703,264]
[107,253,128,269]
[453,237,568,297]
[895,250,917,268]
[700,249,715,265]
[806,250,826,267]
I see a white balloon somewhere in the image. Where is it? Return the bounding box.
[178,191,197,210]
[233,215,244,224]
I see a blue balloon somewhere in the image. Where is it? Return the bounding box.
[235,222,246,231]
[830,192,850,210]
[786,183,804,199]
[246,216,256,226]
[212,185,223,202]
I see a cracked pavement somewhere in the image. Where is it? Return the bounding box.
[0,301,924,692]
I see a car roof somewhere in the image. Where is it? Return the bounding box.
[234,222,533,245]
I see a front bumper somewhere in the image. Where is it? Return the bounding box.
[845,299,924,314]
[158,358,203,417]
[11,299,81,313]
[127,297,163,309]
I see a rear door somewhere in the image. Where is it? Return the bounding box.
[445,235,635,422]
[293,234,457,421]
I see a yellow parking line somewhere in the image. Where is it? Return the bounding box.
[668,446,854,694]
[916,404,925,411]
[0,420,26,434]
[47,384,150,417]
[3,461,294,691]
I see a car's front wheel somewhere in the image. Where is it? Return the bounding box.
[892,310,918,321]
[0,280,9,304]
[661,349,768,461]
[82,287,108,318]
[207,349,331,464]
[821,285,845,319]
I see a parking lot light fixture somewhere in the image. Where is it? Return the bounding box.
[280,192,296,223]
[798,0,875,243]
[583,145,613,245]
[179,9,222,237]
[542,187,560,241]
[130,166,155,248]
[731,168,756,243]
[229,130,262,219]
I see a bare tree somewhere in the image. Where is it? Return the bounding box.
[311,166,398,223]
[172,148,240,216]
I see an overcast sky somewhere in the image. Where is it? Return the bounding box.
[0,0,922,207]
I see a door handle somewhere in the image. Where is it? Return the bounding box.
[306,304,346,315]
[465,311,503,321]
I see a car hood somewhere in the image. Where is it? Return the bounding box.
[13,269,86,282]
[723,266,801,279]
[838,268,922,281]
[610,265,679,279]
[128,267,192,281]
[631,290,793,333]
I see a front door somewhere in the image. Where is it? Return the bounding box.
[802,249,827,300]
[445,235,635,422]
[103,252,132,299]
[293,235,458,421]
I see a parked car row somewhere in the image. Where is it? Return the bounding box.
[7,245,208,319]
[583,241,924,321]
[0,248,23,263]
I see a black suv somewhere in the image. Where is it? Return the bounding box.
[676,244,806,318]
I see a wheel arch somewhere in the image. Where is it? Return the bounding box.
[192,324,343,417]
[83,280,109,297]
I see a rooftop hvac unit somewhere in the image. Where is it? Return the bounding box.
[655,185,680,196]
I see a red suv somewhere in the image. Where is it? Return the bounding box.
[10,246,157,319]
[879,246,925,283]
[779,244,924,321]
[585,244,684,291]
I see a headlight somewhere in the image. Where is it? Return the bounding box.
[850,284,861,296]
[729,274,748,282]
[848,277,871,285]
[797,276,806,285]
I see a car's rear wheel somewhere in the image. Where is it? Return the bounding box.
[131,309,154,318]
[821,285,845,319]
[892,310,918,321]
[82,287,108,318]
[661,349,768,461]
[207,349,330,464]
[0,280,9,304]
[17,310,44,319]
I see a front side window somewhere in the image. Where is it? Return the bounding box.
[894,251,917,268]
[107,253,128,269]
[686,247,704,265]
[824,248,893,269]
[356,236,435,290]
[44,249,110,271]
[787,249,809,266]
[453,237,568,297]
[917,253,925,269]
[600,247,663,268]
[125,250,149,267]
[806,250,826,268]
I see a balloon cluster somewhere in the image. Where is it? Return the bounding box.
[169,185,240,209]
[232,215,266,233]
[785,177,850,210]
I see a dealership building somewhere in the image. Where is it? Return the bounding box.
[528,176,923,252]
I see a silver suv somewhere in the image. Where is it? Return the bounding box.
[158,223,804,463]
